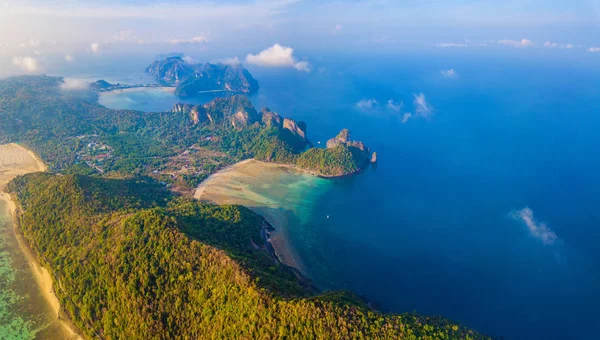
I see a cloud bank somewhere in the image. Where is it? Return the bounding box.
[246,44,310,72]
[510,207,558,245]
[12,56,38,72]
[588,47,600,53]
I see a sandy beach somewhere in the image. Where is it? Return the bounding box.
[194,159,330,273]
[0,143,81,339]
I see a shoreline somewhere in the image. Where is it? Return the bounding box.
[194,158,332,274]
[0,143,82,339]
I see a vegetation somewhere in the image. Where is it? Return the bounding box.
[297,145,362,176]
[0,75,363,190]
[7,173,488,339]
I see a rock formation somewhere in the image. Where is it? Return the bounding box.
[326,129,373,167]
[147,56,259,96]
[371,152,377,163]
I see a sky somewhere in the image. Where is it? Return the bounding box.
[1,0,600,75]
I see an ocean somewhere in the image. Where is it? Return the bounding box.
[36,49,600,339]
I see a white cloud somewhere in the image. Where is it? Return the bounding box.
[180,55,197,64]
[401,113,413,124]
[214,57,240,66]
[441,69,457,78]
[65,54,75,62]
[544,41,558,48]
[357,98,408,122]
[413,93,432,118]
[435,42,467,48]
[565,44,574,49]
[588,47,600,53]
[29,38,40,47]
[510,207,558,245]
[386,99,402,112]
[12,56,38,72]
[293,61,310,72]
[90,42,100,53]
[60,78,89,90]
[498,39,534,48]
[246,44,310,72]
[356,99,379,111]
[170,36,207,45]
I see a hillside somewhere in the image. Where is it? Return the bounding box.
[7,173,488,339]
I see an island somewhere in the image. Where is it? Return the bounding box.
[0,74,488,339]
[146,55,259,97]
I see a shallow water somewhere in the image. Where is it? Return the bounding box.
[195,160,332,271]
[0,201,70,340]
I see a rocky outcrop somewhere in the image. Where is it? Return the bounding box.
[371,152,377,163]
[261,108,283,128]
[283,118,307,141]
[326,128,350,148]
[171,103,208,125]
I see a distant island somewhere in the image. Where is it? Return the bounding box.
[146,55,259,97]
[0,74,488,339]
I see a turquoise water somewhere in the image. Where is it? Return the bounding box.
[195,161,333,271]
[86,50,600,339]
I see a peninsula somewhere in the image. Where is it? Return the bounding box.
[0,74,488,339]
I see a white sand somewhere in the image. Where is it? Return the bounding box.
[194,159,312,272]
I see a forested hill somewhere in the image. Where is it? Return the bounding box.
[7,173,488,339]
[0,75,373,191]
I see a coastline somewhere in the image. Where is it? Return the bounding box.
[194,158,338,274]
[0,143,82,340]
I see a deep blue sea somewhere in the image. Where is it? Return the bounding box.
[85,49,600,339]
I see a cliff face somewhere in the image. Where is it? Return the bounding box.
[172,103,208,125]
[171,98,308,150]
[145,57,194,85]
[147,56,259,96]
[172,95,260,129]
[283,118,306,140]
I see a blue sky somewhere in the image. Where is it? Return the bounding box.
[1,0,599,74]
